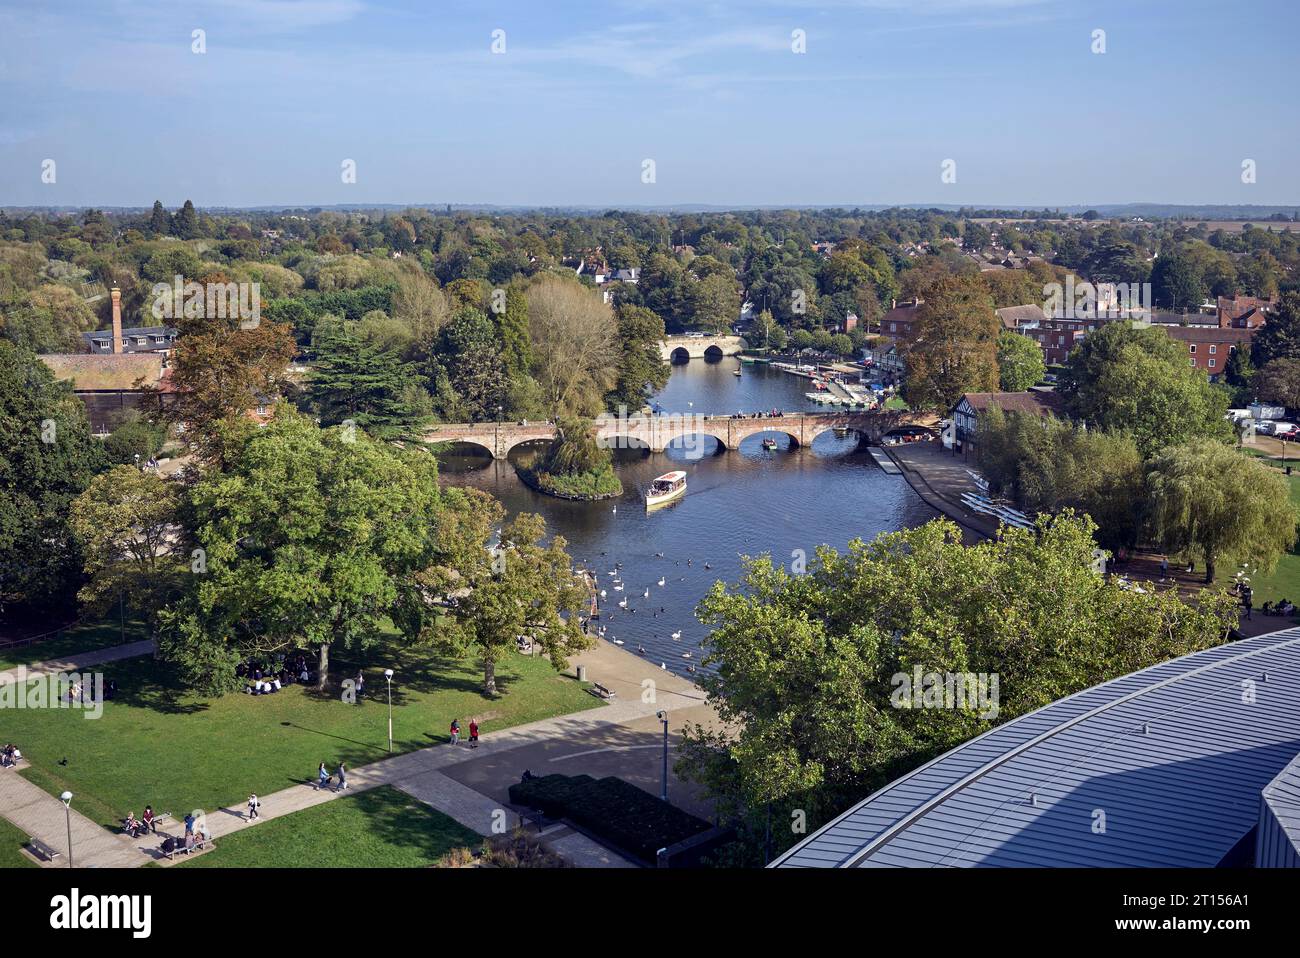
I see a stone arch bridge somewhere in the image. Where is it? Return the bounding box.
[424,410,934,460]
[659,335,748,362]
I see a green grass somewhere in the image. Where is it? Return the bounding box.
[883,397,909,411]
[4,642,599,832]
[0,816,38,869]
[177,785,478,868]
[0,614,149,672]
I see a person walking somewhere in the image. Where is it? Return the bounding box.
[335,761,348,792]
[1159,556,1169,580]
[183,812,195,838]
[469,719,479,749]
[247,793,260,823]
[1242,585,1254,621]
[316,762,330,791]
[355,671,365,701]
[449,719,460,746]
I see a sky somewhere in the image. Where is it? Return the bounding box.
[1,0,1297,209]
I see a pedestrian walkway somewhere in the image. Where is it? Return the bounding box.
[0,639,155,685]
[0,764,144,867]
[883,441,997,540]
[0,638,713,868]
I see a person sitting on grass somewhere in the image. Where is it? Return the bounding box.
[1,744,19,767]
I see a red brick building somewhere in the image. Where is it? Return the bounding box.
[1163,326,1255,379]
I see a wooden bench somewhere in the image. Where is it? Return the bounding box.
[26,838,62,863]
[590,682,616,700]
[164,836,214,861]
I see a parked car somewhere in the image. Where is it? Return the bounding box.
[1259,420,1298,437]
[1276,426,1300,441]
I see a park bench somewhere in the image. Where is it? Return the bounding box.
[26,837,62,863]
[163,835,214,861]
[590,682,616,700]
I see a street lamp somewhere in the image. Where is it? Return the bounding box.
[60,791,73,868]
[384,669,394,753]
[656,710,669,803]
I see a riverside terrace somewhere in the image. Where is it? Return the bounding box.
[422,409,936,460]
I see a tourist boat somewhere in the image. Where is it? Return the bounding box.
[761,438,778,450]
[645,470,687,509]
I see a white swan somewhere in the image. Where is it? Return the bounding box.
[657,577,666,587]
[643,589,650,598]
[671,630,682,640]
[618,598,628,608]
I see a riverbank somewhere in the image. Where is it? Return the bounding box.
[517,465,622,501]
[883,440,998,542]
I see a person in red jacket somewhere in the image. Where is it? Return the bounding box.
[468,719,479,748]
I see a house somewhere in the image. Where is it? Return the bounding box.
[997,303,1110,366]
[83,325,178,354]
[1164,326,1255,380]
[610,267,640,284]
[880,300,923,339]
[1217,295,1275,328]
[951,390,1063,453]
[40,353,175,433]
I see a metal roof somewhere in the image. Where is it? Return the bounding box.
[772,628,1300,868]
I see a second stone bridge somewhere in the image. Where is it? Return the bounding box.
[424,410,932,459]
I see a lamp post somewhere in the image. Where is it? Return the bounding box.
[656,710,669,802]
[60,791,73,868]
[384,669,394,753]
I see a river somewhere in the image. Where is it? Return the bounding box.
[436,356,938,676]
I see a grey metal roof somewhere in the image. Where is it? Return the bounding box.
[1257,751,1300,867]
[772,628,1300,868]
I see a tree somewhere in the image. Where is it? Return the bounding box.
[1150,251,1206,311]
[1224,344,1256,406]
[1146,440,1297,584]
[158,310,298,465]
[975,407,1144,552]
[102,409,166,465]
[2,284,99,353]
[69,465,185,619]
[607,304,669,411]
[526,274,618,417]
[679,514,1237,863]
[172,200,199,240]
[0,342,108,610]
[157,410,444,692]
[307,325,430,436]
[1058,322,1232,457]
[406,493,592,694]
[149,201,169,237]
[901,274,999,410]
[427,307,508,423]
[1254,358,1300,410]
[996,331,1046,391]
[1251,291,1300,368]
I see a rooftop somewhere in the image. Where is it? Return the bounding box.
[40,353,168,391]
[772,628,1300,868]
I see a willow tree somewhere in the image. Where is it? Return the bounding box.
[525,274,618,417]
[1145,440,1297,584]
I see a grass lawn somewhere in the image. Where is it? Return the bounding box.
[0,816,38,869]
[177,785,478,868]
[4,641,599,832]
[883,397,909,411]
[0,614,149,672]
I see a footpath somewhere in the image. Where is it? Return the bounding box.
[1,639,716,869]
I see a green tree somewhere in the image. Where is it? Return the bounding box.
[102,409,166,465]
[406,493,592,694]
[69,465,185,619]
[607,304,669,411]
[1251,291,1300,368]
[308,325,430,436]
[149,200,169,237]
[0,342,108,609]
[996,331,1046,391]
[1058,322,1232,456]
[1254,358,1300,410]
[679,514,1236,864]
[157,410,444,692]
[428,307,508,423]
[1146,440,1297,584]
[1224,344,1256,406]
[172,199,199,240]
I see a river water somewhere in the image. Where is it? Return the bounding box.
[437,357,937,676]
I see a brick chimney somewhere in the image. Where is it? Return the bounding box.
[110,286,123,354]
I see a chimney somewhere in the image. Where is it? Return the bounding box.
[110,286,123,354]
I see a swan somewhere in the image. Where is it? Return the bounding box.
[657,577,666,587]
[613,638,625,646]
[682,652,691,659]
[660,662,667,670]
[599,590,607,599]
[618,598,628,608]
[643,589,650,598]
[671,630,682,640]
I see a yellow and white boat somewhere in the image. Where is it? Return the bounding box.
[645,470,687,509]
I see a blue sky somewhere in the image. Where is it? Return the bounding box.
[1,0,1296,208]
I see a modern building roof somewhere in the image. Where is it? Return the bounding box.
[772,628,1300,868]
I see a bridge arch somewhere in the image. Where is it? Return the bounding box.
[703,344,725,361]
[438,438,496,459]
[669,346,691,364]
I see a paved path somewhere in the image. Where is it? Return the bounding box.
[0,640,155,685]
[1,640,713,868]
[883,440,996,540]
[0,764,145,867]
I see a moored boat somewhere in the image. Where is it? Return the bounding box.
[761,438,778,450]
[645,470,687,509]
